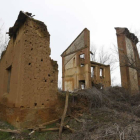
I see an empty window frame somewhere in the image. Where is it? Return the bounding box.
[80,54,85,59]
[81,84,85,89]
[79,80,85,89]
[100,84,104,89]
[80,64,84,67]
[100,68,103,77]
[91,66,95,77]
[73,57,75,67]
[7,66,12,93]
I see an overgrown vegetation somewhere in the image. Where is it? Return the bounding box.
[69,87,140,140]
[1,86,140,140]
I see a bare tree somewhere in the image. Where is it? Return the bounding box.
[90,44,97,61]
[0,22,4,48]
[90,45,117,72]
[0,22,9,58]
[119,49,140,72]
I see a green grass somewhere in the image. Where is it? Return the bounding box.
[0,120,16,140]
[31,131,58,140]
[0,132,11,140]
[45,122,57,129]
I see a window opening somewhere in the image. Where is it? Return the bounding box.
[100,68,103,77]
[73,57,75,67]
[80,54,85,59]
[81,84,85,89]
[91,67,95,77]
[81,64,84,67]
[7,66,12,93]
[79,80,85,90]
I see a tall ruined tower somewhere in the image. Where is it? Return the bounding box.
[115,28,140,94]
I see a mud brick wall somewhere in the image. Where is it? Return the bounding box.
[0,11,62,128]
[19,18,58,108]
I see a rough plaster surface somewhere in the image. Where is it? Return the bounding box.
[65,55,76,70]
[64,53,76,65]
[125,37,139,92]
[64,31,85,56]
[0,11,63,128]
[65,81,73,92]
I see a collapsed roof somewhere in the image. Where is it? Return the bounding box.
[115,27,139,44]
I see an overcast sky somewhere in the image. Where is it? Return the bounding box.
[1,0,140,86]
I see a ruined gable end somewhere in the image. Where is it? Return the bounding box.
[61,28,111,91]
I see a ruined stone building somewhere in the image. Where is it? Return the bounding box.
[61,28,111,91]
[115,28,140,94]
[0,11,63,128]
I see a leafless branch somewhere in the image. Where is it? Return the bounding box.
[0,22,9,58]
[90,44,97,61]
[90,45,117,72]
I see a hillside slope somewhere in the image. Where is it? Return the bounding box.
[0,87,140,140]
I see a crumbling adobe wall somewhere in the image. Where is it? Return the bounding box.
[61,28,91,91]
[0,11,63,128]
[19,18,58,108]
[0,24,23,107]
[115,28,140,94]
[91,62,111,88]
